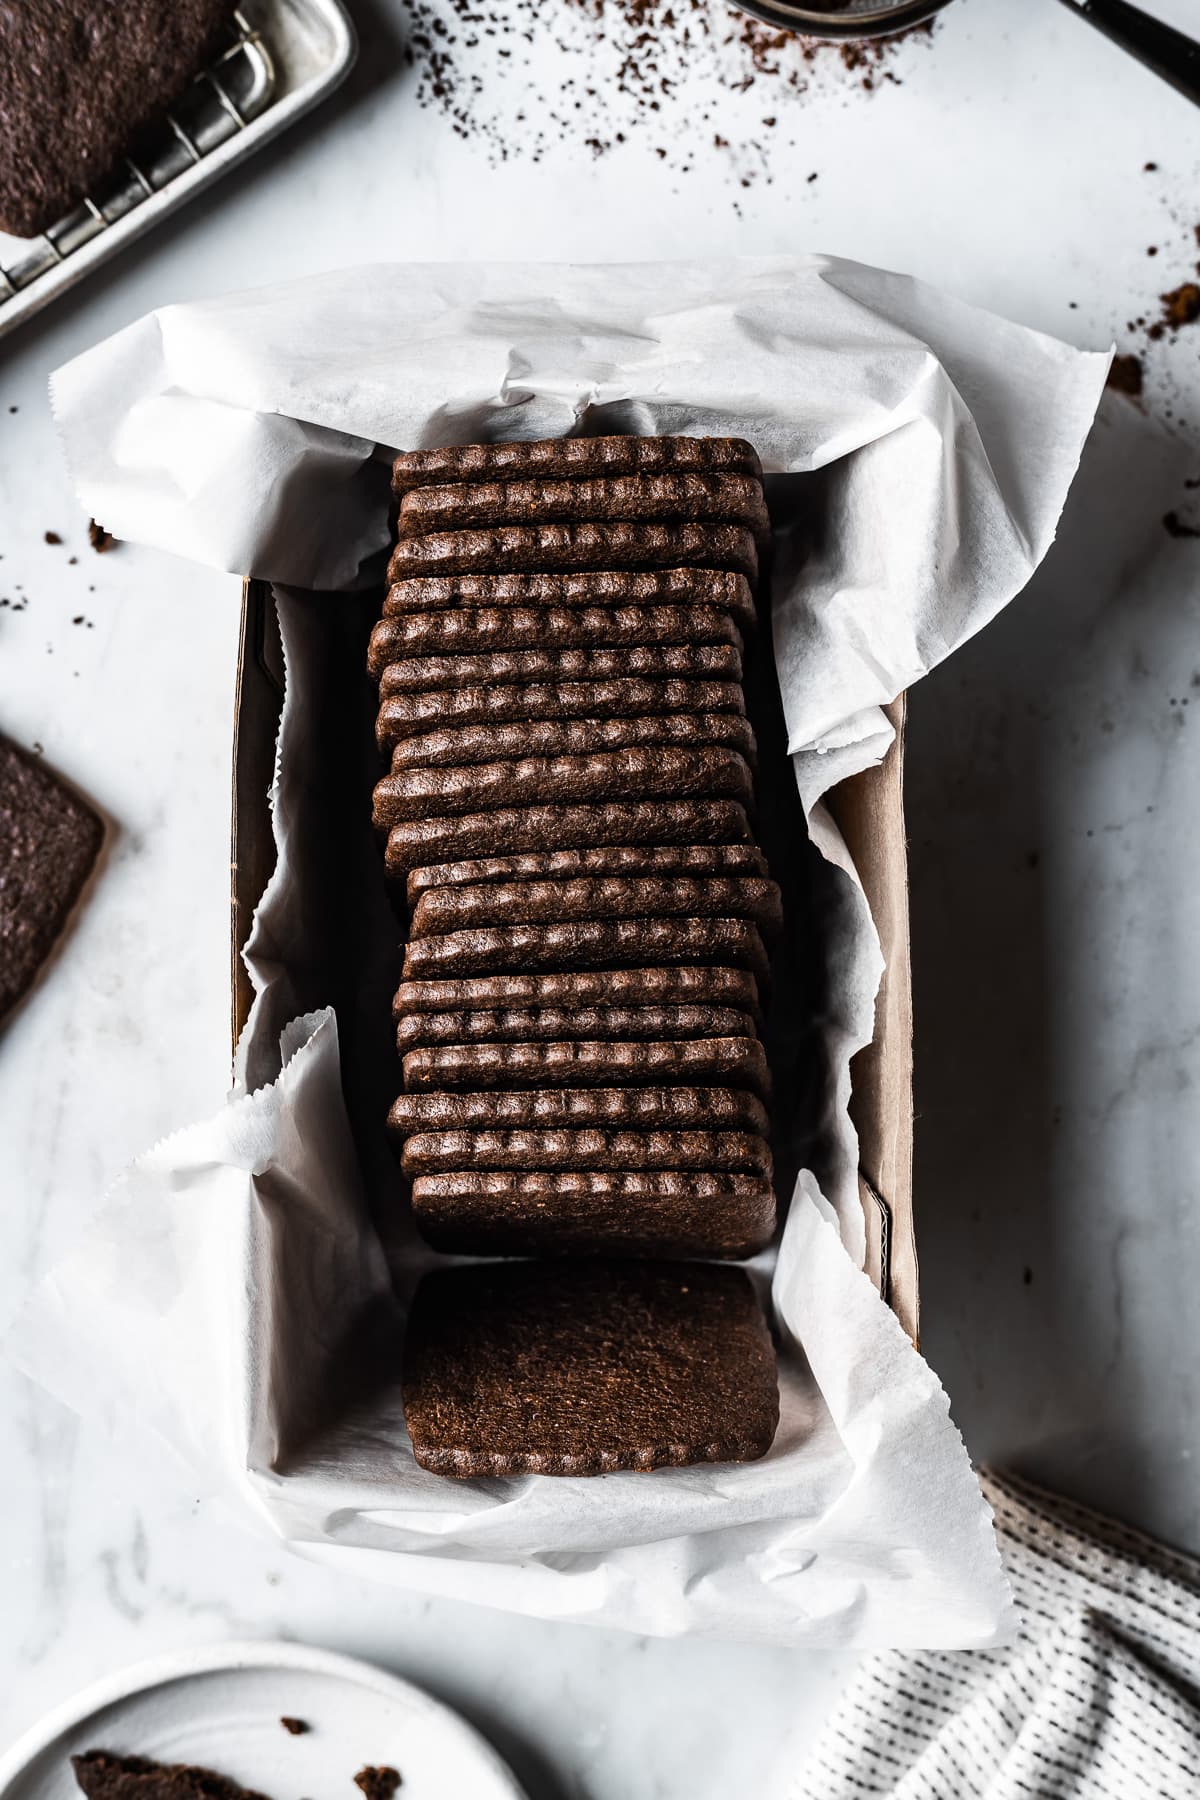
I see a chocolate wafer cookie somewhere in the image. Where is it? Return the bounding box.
[388,1086,769,1138]
[400,916,770,981]
[373,746,754,830]
[395,1004,757,1051]
[400,1127,773,1176]
[1,734,104,1020]
[377,677,746,753]
[382,567,756,628]
[393,963,761,1019]
[401,1257,779,1477]
[410,1170,777,1260]
[397,473,769,539]
[384,799,753,874]
[366,603,741,678]
[390,713,757,773]
[405,841,768,902]
[401,1036,770,1097]
[386,521,758,584]
[390,434,762,496]
[409,874,782,939]
[376,642,744,694]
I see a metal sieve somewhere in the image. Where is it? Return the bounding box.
[731,0,953,39]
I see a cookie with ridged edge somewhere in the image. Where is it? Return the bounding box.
[390,434,762,496]
[388,1085,768,1138]
[399,1127,773,1176]
[395,1003,757,1051]
[366,603,741,679]
[376,642,743,694]
[377,677,746,753]
[1,735,104,1020]
[397,473,769,539]
[373,746,754,830]
[382,566,756,628]
[405,841,767,903]
[400,916,770,982]
[386,521,758,584]
[389,712,757,773]
[410,1170,777,1261]
[409,874,781,941]
[384,799,753,875]
[401,1035,770,1098]
[401,1257,779,1477]
[393,962,761,1020]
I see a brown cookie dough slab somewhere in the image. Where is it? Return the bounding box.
[401,1257,779,1477]
[400,916,769,982]
[389,713,757,774]
[385,799,753,874]
[410,1170,777,1260]
[1,735,103,1020]
[388,1085,769,1138]
[400,1126,773,1176]
[373,746,754,830]
[366,603,741,678]
[377,677,746,753]
[393,962,761,1019]
[409,874,782,940]
[377,642,743,694]
[386,521,758,584]
[405,840,767,902]
[395,1003,758,1051]
[383,566,756,628]
[391,434,763,496]
[402,1035,770,1097]
[398,473,769,539]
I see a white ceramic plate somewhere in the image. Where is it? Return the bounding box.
[0,1642,526,1800]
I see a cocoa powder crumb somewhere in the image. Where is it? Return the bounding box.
[1106,354,1144,400]
[87,519,115,553]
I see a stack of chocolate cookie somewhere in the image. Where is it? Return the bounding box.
[369,435,781,1475]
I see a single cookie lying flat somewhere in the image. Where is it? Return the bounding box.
[400,1127,773,1176]
[366,603,740,678]
[395,1003,757,1051]
[397,473,769,539]
[400,916,770,981]
[401,1035,770,1097]
[376,642,743,693]
[401,1257,779,1476]
[384,799,753,874]
[1,735,103,1019]
[409,874,782,940]
[393,961,762,1019]
[390,434,762,496]
[388,1085,768,1138]
[382,566,756,628]
[372,746,754,829]
[405,840,767,901]
[376,676,745,752]
[387,521,758,583]
[388,712,757,773]
[410,1170,777,1260]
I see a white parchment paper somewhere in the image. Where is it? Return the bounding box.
[17,257,1109,1646]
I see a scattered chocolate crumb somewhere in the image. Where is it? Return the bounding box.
[280,1718,310,1736]
[87,519,115,553]
[1106,354,1143,399]
[7,404,16,413]
[353,1769,401,1800]
[1147,246,1158,257]
[44,530,62,545]
[68,555,78,565]
[1144,160,1158,171]
[1160,283,1200,332]
[1164,511,1200,539]
[72,615,84,625]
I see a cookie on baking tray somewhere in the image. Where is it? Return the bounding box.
[390,434,763,496]
[1,734,103,1020]
[401,1258,779,1477]
[410,1170,776,1261]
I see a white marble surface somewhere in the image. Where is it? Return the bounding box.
[3,0,1200,1792]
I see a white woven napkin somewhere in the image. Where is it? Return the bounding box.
[785,1471,1200,1799]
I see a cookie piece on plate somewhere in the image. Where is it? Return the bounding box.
[401,1257,779,1476]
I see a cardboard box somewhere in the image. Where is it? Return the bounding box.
[230,579,918,1343]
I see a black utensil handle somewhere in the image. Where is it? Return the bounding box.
[1057,0,1200,105]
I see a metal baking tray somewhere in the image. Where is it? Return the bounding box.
[0,0,356,342]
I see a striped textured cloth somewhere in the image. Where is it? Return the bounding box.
[790,1470,1200,1800]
